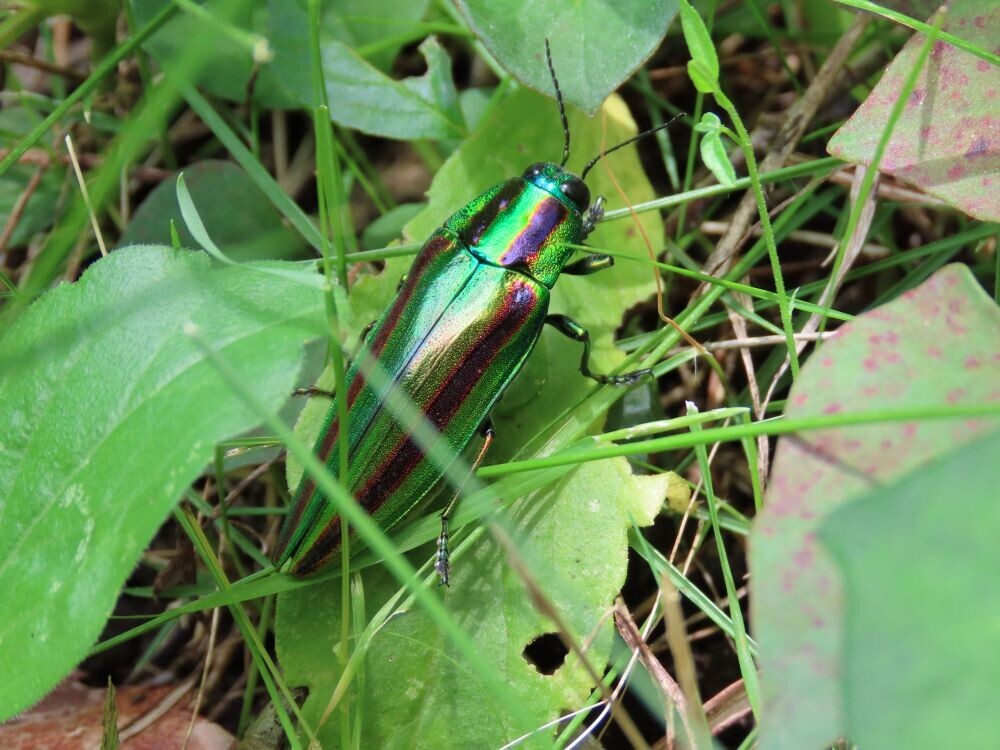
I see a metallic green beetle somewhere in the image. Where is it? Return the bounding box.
[273,49,666,584]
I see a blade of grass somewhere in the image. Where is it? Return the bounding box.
[602,157,841,221]
[306,0,354,743]
[174,505,309,749]
[180,85,324,252]
[686,402,761,718]
[483,402,1000,478]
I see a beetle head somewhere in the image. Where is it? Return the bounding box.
[522,162,590,214]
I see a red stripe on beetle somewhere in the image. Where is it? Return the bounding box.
[292,277,542,574]
[279,232,459,563]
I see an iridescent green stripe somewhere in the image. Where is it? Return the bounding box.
[273,230,472,569]
[288,264,547,575]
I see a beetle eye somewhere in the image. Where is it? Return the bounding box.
[559,178,590,209]
[523,162,547,179]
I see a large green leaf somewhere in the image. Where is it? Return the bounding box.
[117,161,308,261]
[0,246,325,721]
[750,264,1000,749]
[827,0,1000,221]
[820,429,1000,750]
[456,0,677,114]
[276,86,666,745]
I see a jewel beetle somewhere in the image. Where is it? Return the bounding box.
[273,43,674,585]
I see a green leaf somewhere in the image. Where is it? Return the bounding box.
[0,246,325,721]
[0,165,63,249]
[267,0,435,107]
[276,85,667,745]
[695,112,736,185]
[321,36,465,140]
[118,161,308,262]
[278,459,668,748]
[750,264,1000,749]
[686,59,717,94]
[455,0,677,115]
[819,429,1000,750]
[827,0,1000,222]
[678,0,719,89]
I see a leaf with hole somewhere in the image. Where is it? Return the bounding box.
[276,457,669,748]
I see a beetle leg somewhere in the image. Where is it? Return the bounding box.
[338,319,379,372]
[581,195,606,239]
[546,314,651,386]
[563,253,614,275]
[293,318,377,399]
[435,420,495,587]
[292,386,336,399]
[395,273,408,293]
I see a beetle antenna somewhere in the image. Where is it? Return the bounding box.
[581,113,685,180]
[544,39,571,167]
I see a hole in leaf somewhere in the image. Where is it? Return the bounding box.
[522,632,568,675]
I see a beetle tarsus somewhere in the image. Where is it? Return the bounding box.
[432,422,495,587]
[435,522,451,587]
[581,196,605,238]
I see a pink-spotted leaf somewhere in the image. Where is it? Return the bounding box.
[828,0,1000,221]
[750,264,1000,749]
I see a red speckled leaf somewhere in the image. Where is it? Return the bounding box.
[828,0,1000,221]
[750,264,1000,750]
